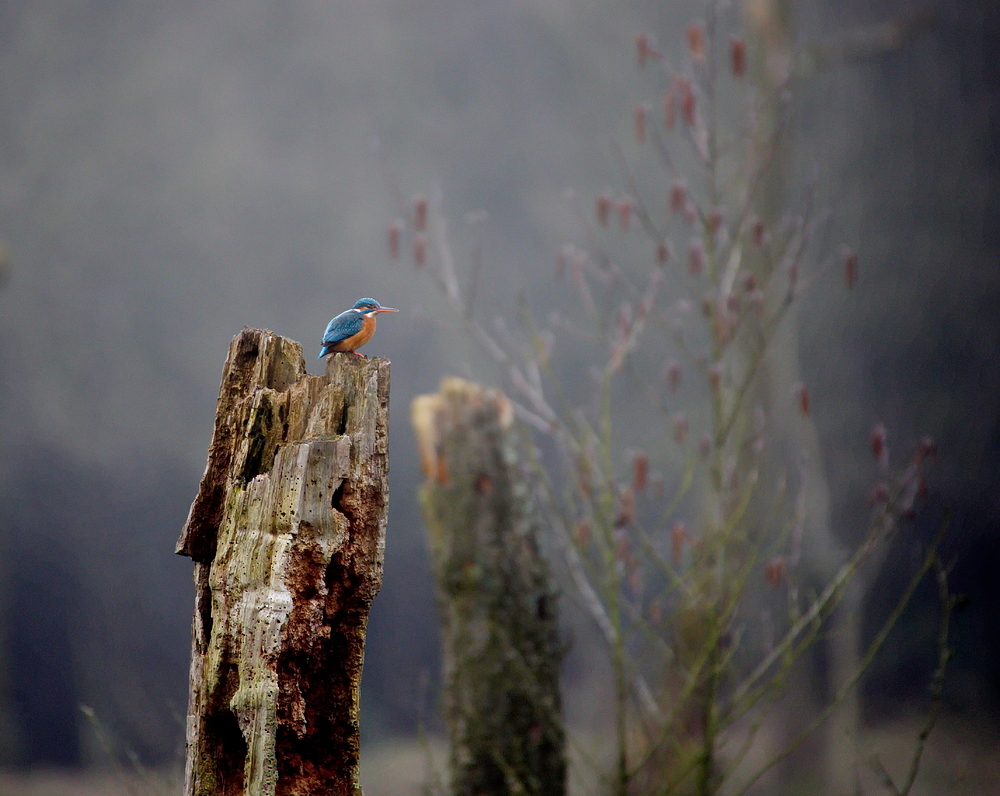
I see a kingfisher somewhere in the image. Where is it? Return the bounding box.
[317,298,398,358]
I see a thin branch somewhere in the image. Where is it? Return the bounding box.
[611,139,665,243]
[732,522,948,796]
[876,549,956,796]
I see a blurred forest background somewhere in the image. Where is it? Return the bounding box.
[0,0,997,792]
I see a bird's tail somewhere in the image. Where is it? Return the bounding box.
[317,347,330,359]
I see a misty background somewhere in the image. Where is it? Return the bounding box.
[0,0,997,786]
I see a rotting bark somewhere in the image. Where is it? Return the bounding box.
[412,377,565,796]
[176,327,390,796]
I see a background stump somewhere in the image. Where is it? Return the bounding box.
[412,377,565,796]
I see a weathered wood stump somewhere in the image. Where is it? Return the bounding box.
[412,377,565,796]
[176,328,390,796]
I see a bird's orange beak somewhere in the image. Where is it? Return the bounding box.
[375,307,399,313]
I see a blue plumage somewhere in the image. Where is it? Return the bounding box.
[318,298,398,358]
[318,311,365,357]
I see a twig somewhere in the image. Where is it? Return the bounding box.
[732,521,948,796]
[873,547,956,796]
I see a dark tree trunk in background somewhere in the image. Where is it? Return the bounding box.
[176,328,390,796]
[412,377,565,796]
[741,5,936,790]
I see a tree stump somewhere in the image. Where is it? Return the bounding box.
[176,328,390,796]
[412,377,565,796]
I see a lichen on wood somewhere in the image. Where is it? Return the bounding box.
[412,377,565,796]
[176,328,390,796]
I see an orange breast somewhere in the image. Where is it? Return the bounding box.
[330,314,376,352]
